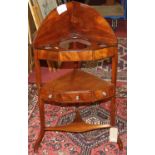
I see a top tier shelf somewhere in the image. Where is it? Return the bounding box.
[33,2,117,58]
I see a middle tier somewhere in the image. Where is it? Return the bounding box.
[40,70,115,105]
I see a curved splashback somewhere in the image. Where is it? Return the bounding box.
[33,1,117,50]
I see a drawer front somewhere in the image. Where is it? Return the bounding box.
[41,88,115,104]
[53,91,92,103]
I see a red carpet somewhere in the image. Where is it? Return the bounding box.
[28,82,127,155]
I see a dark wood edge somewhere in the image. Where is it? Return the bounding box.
[35,47,116,61]
[42,96,115,106]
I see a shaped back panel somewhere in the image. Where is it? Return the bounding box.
[33,1,117,49]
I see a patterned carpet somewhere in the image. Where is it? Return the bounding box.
[81,37,127,81]
[28,37,127,155]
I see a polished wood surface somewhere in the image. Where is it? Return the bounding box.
[33,1,122,152]
[36,46,115,62]
[45,110,111,132]
[40,70,114,104]
[33,1,118,63]
[33,1,117,50]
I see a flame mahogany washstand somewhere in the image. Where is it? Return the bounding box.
[33,1,123,152]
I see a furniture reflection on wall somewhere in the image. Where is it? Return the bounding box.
[28,0,59,73]
[33,1,123,152]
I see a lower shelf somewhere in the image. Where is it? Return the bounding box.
[45,109,111,133]
[40,70,115,105]
[45,122,111,133]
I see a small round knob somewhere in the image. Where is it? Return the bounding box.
[54,46,59,49]
[48,94,52,99]
[102,91,107,96]
[76,95,80,100]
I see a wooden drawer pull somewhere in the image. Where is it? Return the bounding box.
[48,94,52,99]
[76,95,80,100]
[102,91,107,96]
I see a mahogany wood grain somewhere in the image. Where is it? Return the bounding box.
[34,51,41,89]
[111,47,118,85]
[45,110,111,132]
[33,1,122,152]
[110,47,118,126]
[40,70,115,104]
[33,1,117,50]
[34,96,45,152]
[35,47,116,62]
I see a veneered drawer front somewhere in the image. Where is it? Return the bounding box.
[41,88,115,104]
